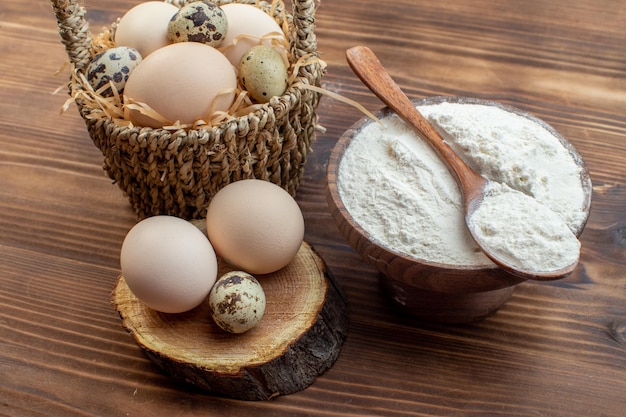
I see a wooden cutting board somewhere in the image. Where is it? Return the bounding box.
[111,241,349,401]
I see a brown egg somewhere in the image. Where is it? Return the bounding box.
[219,3,286,67]
[120,216,218,314]
[114,1,178,57]
[123,42,236,128]
[206,180,304,274]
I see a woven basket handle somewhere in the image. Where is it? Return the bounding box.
[51,0,319,72]
[290,0,319,58]
[51,0,93,71]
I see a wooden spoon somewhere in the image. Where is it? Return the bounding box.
[345,45,579,280]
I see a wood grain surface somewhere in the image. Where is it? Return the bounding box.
[1,0,625,416]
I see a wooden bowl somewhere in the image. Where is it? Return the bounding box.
[326,96,592,323]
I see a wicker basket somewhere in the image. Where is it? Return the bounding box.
[51,0,323,220]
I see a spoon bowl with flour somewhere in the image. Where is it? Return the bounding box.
[345,45,580,280]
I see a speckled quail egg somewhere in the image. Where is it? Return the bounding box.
[209,271,266,333]
[238,45,288,103]
[86,46,142,96]
[167,1,228,47]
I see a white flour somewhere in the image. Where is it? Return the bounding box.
[467,182,580,272]
[337,102,588,267]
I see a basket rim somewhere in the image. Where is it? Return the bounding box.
[73,71,320,139]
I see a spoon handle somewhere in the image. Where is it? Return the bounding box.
[345,46,485,202]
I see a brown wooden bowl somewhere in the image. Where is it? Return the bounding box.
[326,96,592,323]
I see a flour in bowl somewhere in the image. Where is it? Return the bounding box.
[467,181,580,273]
[337,101,589,267]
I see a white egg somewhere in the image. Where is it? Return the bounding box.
[219,3,286,66]
[209,271,266,333]
[120,216,218,313]
[115,1,178,57]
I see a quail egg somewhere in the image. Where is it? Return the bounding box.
[238,45,288,103]
[167,1,228,47]
[86,46,142,96]
[209,271,266,333]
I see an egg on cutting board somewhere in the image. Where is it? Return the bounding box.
[209,271,266,334]
[120,216,219,314]
[219,3,287,66]
[114,1,178,57]
[123,42,237,128]
[206,179,305,275]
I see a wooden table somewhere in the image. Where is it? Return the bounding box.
[2,0,625,415]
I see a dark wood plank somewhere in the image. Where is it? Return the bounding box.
[1,0,624,415]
